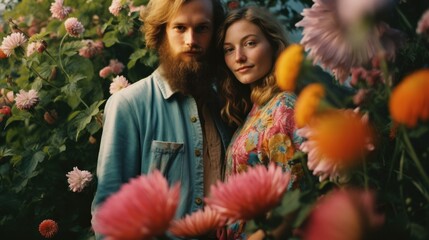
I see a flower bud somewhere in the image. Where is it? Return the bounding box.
[44,110,58,125]
[37,40,48,53]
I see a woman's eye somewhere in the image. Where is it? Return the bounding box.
[245,41,256,47]
[174,26,186,32]
[224,48,234,55]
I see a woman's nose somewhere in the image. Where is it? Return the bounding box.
[235,48,246,62]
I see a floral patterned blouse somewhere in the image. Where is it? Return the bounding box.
[225,91,304,190]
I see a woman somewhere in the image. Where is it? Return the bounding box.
[217,6,305,239]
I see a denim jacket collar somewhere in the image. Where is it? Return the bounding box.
[153,67,177,100]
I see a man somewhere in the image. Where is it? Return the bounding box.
[91,0,229,239]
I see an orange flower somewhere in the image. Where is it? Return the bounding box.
[389,69,429,127]
[295,83,325,128]
[275,44,304,91]
[38,219,59,238]
[310,110,373,165]
[0,48,7,59]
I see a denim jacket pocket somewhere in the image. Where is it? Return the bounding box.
[150,140,184,178]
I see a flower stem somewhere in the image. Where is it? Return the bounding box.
[29,65,59,89]
[400,126,429,188]
[395,7,413,32]
[58,34,72,80]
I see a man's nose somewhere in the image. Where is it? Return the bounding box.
[185,30,197,47]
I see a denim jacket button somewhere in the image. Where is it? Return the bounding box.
[194,149,201,157]
[195,197,203,205]
[190,116,197,122]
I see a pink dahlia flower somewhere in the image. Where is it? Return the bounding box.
[417,10,429,35]
[302,189,384,240]
[99,66,112,78]
[0,32,27,57]
[109,0,124,16]
[64,17,85,37]
[15,89,39,110]
[169,207,226,238]
[79,39,103,58]
[39,219,59,238]
[295,0,402,83]
[205,164,290,222]
[92,170,180,240]
[109,59,125,74]
[50,0,72,20]
[66,167,93,192]
[109,75,130,94]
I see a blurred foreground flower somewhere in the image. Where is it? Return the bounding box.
[50,0,72,20]
[64,17,85,37]
[302,189,384,240]
[110,75,130,94]
[92,170,180,240]
[294,83,326,128]
[169,207,225,238]
[298,109,374,182]
[275,44,304,91]
[0,48,7,59]
[66,167,93,192]
[296,0,402,83]
[389,69,429,127]
[15,89,39,110]
[39,219,59,238]
[0,32,27,57]
[206,164,290,222]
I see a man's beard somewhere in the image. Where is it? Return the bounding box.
[158,40,213,98]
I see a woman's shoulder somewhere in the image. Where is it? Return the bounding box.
[270,91,297,108]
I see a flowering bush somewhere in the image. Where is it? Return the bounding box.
[1,0,429,239]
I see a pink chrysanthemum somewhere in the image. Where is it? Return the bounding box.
[92,170,180,240]
[79,39,103,58]
[302,189,384,240]
[109,59,125,74]
[50,0,72,20]
[109,75,130,94]
[15,89,39,110]
[99,66,112,78]
[169,207,226,238]
[417,10,429,35]
[109,0,124,16]
[297,109,374,182]
[295,0,402,83]
[0,32,27,57]
[64,17,85,37]
[39,219,59,238]
[66,167,93,192]
[205,164,290,222]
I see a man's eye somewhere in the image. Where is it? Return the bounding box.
[174,26,186,32]
[196,25,210,33]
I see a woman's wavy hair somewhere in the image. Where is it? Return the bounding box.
[140,0,225,51]
[217,6,289,127]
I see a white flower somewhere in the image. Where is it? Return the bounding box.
[109,75,130,94]
[66,167,93,192]
[109,0,124,16]
[26,42,38,57]
[50,0,72,20]
[0,32,27,57]
[15,89,39,110]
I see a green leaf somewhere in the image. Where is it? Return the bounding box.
[128,49,147,69]
[274,189,302,216]
[61,41,85,57]
[103,31,119,47]
[70,100,105,140]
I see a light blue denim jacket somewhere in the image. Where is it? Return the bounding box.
[91,68,231,239]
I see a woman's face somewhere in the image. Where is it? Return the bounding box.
[223,19,274,85]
